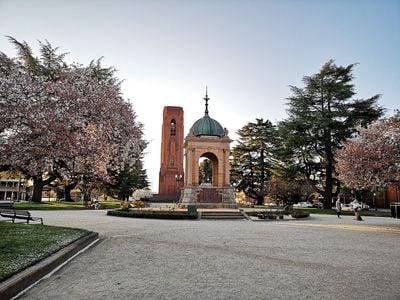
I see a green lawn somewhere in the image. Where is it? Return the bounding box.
[13,200,121,210]
[0,222,89,282]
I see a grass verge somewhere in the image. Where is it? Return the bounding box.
[13,201,120,210]
[0,222,89,282]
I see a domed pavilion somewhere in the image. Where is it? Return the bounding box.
[179,90,237,208]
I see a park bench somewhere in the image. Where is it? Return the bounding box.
[0,208,43,224]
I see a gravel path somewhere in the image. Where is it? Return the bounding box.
[17,210,400,300]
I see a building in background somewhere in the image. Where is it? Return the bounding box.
[0,178,27,201]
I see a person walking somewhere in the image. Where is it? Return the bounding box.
[352,199,363,221]
[335,197,342,218]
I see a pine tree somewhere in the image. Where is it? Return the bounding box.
[105,157,149,200]
[278,60,384,208]
[230,118,276,205]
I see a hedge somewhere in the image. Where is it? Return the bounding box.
[107,209,198,219]
[291,212,310,218]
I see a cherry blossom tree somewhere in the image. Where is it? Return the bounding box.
[0,37,145,202]
[336,113,400,194]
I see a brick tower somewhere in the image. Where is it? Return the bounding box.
[158,106,184,199]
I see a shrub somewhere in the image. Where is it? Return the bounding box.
[291,212,310,218]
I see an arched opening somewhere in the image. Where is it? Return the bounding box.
[170,119,176,136]
[198,152,218,186]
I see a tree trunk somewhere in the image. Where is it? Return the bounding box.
[64,183,75,202]
[118,192,124,201]
[256,194,264,206]
[256,149,265,206]
[81,184,92,205]
[323,140,334,209]
[56,189,63,200]
[32,176,44,203]
[83,192,91,203]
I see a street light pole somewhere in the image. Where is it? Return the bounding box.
[175,174,183,204]
[373,192,377,211]
[16,173,21,202]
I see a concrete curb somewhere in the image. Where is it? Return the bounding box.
[0,231,99,300]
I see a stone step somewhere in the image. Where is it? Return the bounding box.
[201,215,245,220]
[200,211,246,220]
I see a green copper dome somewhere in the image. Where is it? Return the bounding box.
[189,90,226,137]
[190,114,225,137]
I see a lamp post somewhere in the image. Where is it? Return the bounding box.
[175,174,183,203]
[175,174,183,187]
[373,192,376,211]
[16,173,21,202]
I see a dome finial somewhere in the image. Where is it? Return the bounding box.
[204,86,210,115]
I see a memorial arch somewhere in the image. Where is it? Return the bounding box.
[179,91,236,208]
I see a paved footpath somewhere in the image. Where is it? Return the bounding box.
[17,211,400,300]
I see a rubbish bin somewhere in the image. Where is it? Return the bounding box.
[390,202,400,219]
[187,204,197,216]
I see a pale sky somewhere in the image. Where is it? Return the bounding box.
[1,0,399,192]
